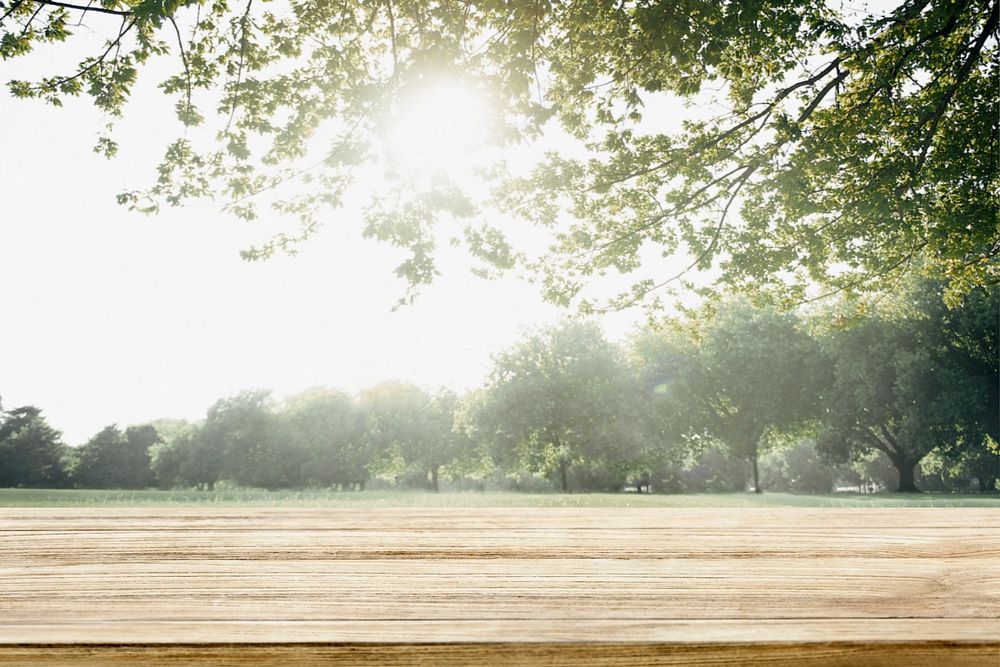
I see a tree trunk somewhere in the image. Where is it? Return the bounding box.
[746,426,765,494]
[431,465,440,493]
[895,459,920,493]
[559,459,569,493]
[752,454,762,494]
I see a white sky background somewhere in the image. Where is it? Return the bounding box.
[0,47,651,445]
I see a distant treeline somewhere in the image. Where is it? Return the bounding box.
[2,281,996,494]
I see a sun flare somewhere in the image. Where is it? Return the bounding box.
[384,80,489,179]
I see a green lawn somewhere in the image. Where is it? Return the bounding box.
[1,488,998,507]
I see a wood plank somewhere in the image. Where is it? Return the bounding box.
[1,507,997,665]
[4,528,997,560]
[0,642,996,667]
[3,558,998,620]
[2,642,997,667]
[2,619,997,643]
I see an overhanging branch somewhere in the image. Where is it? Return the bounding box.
[30,0,131,16]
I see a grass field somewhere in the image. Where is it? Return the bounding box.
[1,488,998,507]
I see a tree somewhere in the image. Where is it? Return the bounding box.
[931,285,1000,492]
[3,1,993,309]
[280,388,367,489]
[656,443,751,494]
[816,281,996,492]
[636,301,828,493]
[449,389,499,490]
[172,390,281,490]
[476,321,640,492]
[760,440,837,494]
[74,424,160,488]
[0,405,68,487]
[177,424,223,491]
[211,390,290,489]
[74,424,159,489]
[420,391,469,493]
[149,424,196,489]
[630,326,706,485]
[830,449,899,493]
[356,382,461,491]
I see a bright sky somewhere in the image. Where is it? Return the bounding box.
[0,59,649,445]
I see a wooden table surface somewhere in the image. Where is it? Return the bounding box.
[1,507,998,665]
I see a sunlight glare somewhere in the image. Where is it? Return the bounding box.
[385,80,488,179]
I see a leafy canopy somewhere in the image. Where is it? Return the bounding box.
[2,0,996,308]
[0,405,67,488]
[816,280,999,491]
[633,300,827,491]
[476,321,641,490]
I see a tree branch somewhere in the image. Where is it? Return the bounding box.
[799,240,926,305]
[862,0,967,109]
[23,15,135,93]
[589,58,841,192]
[223,0,254,135]
[797,70,848,123]
[1,0,26,23]
[169,15,194,122]
[30,0,130,16]
[866,431,899,461]
[619,162,759,307]
[577,161,751,263]
[913,0,997,174]
[18,2,44,35]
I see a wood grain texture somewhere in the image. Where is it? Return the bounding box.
[1,507,998,665]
